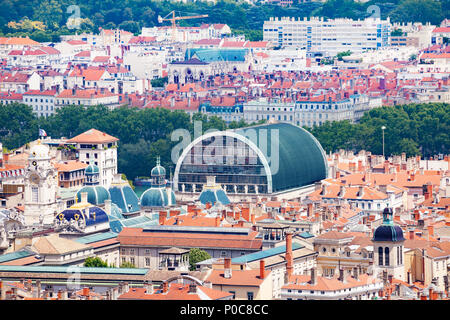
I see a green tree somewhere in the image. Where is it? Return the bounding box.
[151,76,168,88]
[389,0,443,25]
[84,256,109,267]
[189,248,211,271]
[120,261,136,268]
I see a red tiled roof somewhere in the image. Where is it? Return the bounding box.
[432,27,450,33]
[66,128,119,144]
[206,269,269,287]
[118,283,232,300]
[117,227,262,250]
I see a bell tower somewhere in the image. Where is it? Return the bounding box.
[23,140,58,225]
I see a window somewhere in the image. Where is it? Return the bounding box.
[130,257,135,265]
[378,247,383,266]
[145,258,150,266]
[31,187,39,202]
[247,292,254,300]
[384,247,390,266]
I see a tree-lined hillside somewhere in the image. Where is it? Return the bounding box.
[0,0,448,42]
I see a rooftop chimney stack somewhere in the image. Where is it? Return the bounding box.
[260,259,266,280]
[353,267,359,280]
[307,203,313,217]
[339,269,345,282]
[159,211,167,225]
[285,231,293,283]
[188,284,197,294]
[224,258,232,279]
[162,281,169,293]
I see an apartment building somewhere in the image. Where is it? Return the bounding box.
[263,17,391,56]
[65,129,119,188]
[22,90,57,118]
[243,94,374,127]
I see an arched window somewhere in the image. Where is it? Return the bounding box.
[400,246,402,264]
[384,247,390,266]
[378,247,383,266]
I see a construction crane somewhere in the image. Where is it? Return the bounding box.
[158,11,209,42]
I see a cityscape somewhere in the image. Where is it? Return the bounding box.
[0,0,449,304]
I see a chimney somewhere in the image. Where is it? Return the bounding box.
[215,216,220,227]
[311,267,317,285]
[339,185,346,197]
[25,279,32,292]
[241,207,250,222]
[82,287,90,298]
[251,213,256,224]
[428,225,434,237]
[0,280,5,300]
[57,290,62,300]
[224,258,232,279]
[162,281,169,293]
[285,231,293,283]
[353,267,359,280]
[259,260,266,280]
[384,161,389,174]
[409,230,415,240]
[188,284,197,294]
[104,199,112,215]
[307,203,313,217]
[159,211,167,225]
[338,269,345,282]
[358,186,364,197]
[36,280,41,298]
[358,160,363,172]
[321,184,327,195]
[81,192,88,203]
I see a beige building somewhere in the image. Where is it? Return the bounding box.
[313,231,372,278]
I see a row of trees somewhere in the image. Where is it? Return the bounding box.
[309,103,449,158]
[0,102,448,180]
[0,0,449,41]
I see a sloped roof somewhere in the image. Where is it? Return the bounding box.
[32,234,92,255]
[66,128,119,144]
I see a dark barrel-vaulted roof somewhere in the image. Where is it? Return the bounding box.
[235,122,328,193]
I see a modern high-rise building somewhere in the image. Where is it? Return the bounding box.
[263,17,391,57]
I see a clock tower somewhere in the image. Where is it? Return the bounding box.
[23,140,58,225]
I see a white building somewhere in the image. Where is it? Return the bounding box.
[65,129,119,188]
[281,269,383,300]
[22,90,57,118]
[243,94,376,127]
[263,17,391,57]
